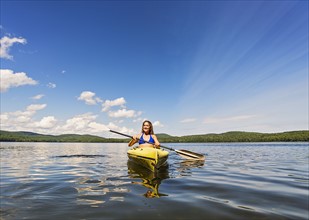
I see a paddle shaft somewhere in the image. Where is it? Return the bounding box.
[109,130,175,151]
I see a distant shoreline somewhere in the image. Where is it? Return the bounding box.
[1,130,308,143]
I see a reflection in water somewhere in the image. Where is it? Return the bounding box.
[180,159,205,168]
[74,175,130,206]
[127,160,169,198]
[50,149,128,207]
[176,159,205,176]
[74,176,106,206]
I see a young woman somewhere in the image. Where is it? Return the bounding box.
[128,120,160,148]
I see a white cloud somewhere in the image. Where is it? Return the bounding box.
[78,95,143,121]
[16,115,31,123]
[34,116,57,128]
[0,104,48,131]
[58,113,136,136]
[180,118,197,123]
[78,91,102,105]
[0,114,9,122]
[108,109,139,118]
[63,113,97,130]
[0,103,139,136]
[0,36,27,60]
[102,97,126,112]
[47,82,56,88]
[0,69,38,92]
[88,122,109,132]
[61,70,66,74]
[31,94,44,100]
[106,122,135,137]
[153,121,164,127]
[133,117,143,123]
[26,104,47,112]
[1,111,99,134]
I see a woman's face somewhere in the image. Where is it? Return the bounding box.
[143,122,151,133]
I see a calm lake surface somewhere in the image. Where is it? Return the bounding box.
[0,142,308,220]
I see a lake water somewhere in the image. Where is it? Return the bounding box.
[0,142,308,220]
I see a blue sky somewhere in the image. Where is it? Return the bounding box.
[1,1,308,137]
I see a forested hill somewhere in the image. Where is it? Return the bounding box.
[0,130,308,143]
[0,130,124,143]
[170,131,309,143]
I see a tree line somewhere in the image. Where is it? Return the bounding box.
[157,131,309,143]
[1,130,308,143]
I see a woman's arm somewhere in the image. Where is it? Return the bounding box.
[152,134,160,148]
[128,133,141,147]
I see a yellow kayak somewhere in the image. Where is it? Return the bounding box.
[127,147,169,172]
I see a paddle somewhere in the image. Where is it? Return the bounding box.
[109,130,205,160]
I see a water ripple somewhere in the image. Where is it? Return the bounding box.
[1,142,308,220]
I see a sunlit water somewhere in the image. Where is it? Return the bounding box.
[0,142,308,220]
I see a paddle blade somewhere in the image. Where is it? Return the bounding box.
[175,149,205,160]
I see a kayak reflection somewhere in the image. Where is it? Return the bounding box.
[127,160,169,198]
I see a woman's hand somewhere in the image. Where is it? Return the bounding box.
[154,144,160,149]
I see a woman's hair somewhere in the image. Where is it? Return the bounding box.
[141,120,154,134]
